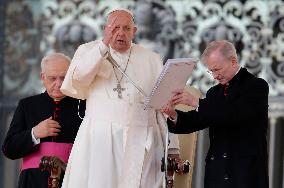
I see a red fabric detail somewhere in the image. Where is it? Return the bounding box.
[223,84,229,96]
[22,142,73,170]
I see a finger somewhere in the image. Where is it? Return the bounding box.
[51,123,61,129]
[170,98,181,105]
[50,128,61,133]
[49,121,60,126]
[109,13,120,26]
[172,88,184,94]
[49,133,59,137]
[171,94,180,102]
[47,119,58,124]
[107,14,120,32]
[108,19,117,28]
[47,121,61,128]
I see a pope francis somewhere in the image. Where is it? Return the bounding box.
[60,8,180,188]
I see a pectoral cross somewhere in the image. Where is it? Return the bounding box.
[113,83,125,99]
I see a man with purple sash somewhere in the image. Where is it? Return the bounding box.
[2,53,85,188]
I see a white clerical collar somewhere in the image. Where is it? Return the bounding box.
[235,66,241,76]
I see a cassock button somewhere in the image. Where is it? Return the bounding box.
[223,152,227,158]
[210,155,215,160]
[224,174,229,180]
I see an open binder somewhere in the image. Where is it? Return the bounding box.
[144,58,197,110]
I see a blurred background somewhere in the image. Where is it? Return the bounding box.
[0,0,283,187]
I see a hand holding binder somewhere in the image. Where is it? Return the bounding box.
[144,58,197,110]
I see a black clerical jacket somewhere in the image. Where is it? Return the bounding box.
[2,92,85,188]
[168,68,269,188]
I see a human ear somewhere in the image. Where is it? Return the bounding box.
[133,26,137,34]
[40,72,44,81]
[231,56,238,67]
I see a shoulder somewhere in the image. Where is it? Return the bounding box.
[250,77,269,93]
[243,69,269,90]
[63,96,81,104]
[132,43,162,70]
[18,93,45,106]
[76,40,101,51]
[72,40,102,59]
[207,84,221,94]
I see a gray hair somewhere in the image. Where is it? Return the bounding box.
[201,40,237,64]
[41,53,71,72]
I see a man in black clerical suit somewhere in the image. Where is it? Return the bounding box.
[161,40,269,188]
[2,53,85,188]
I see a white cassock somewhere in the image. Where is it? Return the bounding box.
[60,40,180,188]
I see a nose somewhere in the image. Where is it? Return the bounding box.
[55,78,63,88]
[117,27,126,36]
[115,26,122,34]
[212,72,219,79]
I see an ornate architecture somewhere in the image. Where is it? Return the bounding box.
[1,0,283,187]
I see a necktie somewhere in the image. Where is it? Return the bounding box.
[223,84,229,96]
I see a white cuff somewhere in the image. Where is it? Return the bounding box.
[168,148,180,155]
[31,128,40,145]
[169,114,178,124]
[195,100,200,112]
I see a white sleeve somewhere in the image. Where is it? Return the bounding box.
[60,40,113,99]
[156,112,180,152]
[168,133,180,153]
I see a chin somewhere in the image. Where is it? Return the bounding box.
[52,93,65,100]
[117,46,128,51]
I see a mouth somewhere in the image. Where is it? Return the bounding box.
[116,39,126,45]
[54,90,62,93]
[216,78,224,83]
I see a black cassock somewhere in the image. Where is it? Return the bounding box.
[2,92,85,188]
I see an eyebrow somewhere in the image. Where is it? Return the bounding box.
[209,66,220,71]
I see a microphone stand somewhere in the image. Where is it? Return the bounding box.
[106,51,170,187]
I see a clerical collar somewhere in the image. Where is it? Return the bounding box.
[228,67,243,86]
[234,66,241,76]
[43,91,66,102]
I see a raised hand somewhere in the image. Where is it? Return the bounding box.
[102,14,119,46]
[160,103,177,120]
[171,89,199,108]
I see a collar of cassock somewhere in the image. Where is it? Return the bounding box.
[221,67,243,96]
